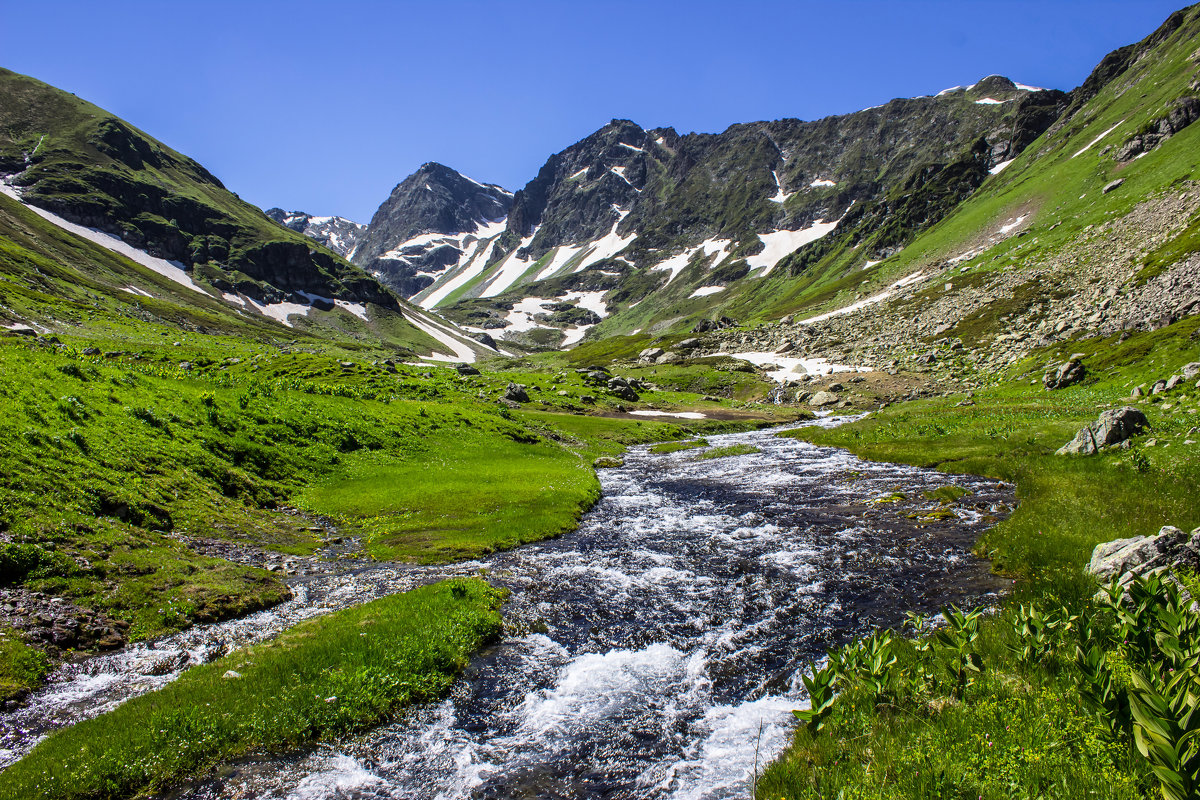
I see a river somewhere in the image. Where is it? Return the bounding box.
[1,419,1014,799]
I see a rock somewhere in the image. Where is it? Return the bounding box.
[1131,384,1146,398]
[639,347,665,361]
[655,352,682,364]
[580,395,596,404]
[503,383,530,403]
[455,364,481,376]
[1093,406,1150,446]
[1102,178,1124,194]
[676,338,702,350]
[593,457,624,469]
[1043,358,1086,390]
[809,391,839,407]
[82,347,100,356]
[1182,362,1200,380]
[1056,426,1098,456]
[1152,379,1168,394]
[472,332,498,349]
[1087,526,1191,581]
[610,384,640,402]
[1166,375,1184,391]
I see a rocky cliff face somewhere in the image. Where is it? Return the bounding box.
[264,209,365,258]
[351,162,512,296]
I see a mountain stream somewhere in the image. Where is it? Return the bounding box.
[1,419,1014,798]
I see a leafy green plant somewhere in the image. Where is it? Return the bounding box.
[934,605,984,697]
[792,662,838,734]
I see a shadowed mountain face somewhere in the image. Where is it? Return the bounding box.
[348,162,513,296]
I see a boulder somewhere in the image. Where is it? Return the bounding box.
[1043,358,1086,390]
[1056,426,1098,456]
[1087,525,1197,581]
[610,384,640,402]
[593,456,624,469]
[809,391,839,407]
[675,338,702,350]
[656,352,683,364]
[1056,406,1148,455]
[503,383,530,403]
[455,364,480,376]
[1102,178,1125,194]
[639,347,665,362]
[1093,406,1149,446]
[1182,362,1200,380]
[1152,379,1168,394]
[1165,375,1184,391]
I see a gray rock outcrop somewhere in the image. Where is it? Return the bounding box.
[1088,525,1200,585]
[1057,406,1149,455]
[1043,356,1086,389]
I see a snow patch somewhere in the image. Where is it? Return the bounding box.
[1013,82,1044,92]
[715,351,870,383]
[1072,120,1124,158]
[563,290,609,319]
[629,410,707,420]
[998,215,1027,235]
[246,299,310,327]
[768,171,793,204]
[617,142,645,153]
[569,167,589,180]
[1,183,207,295]
[748,219,840,276]
[689,285,725,298]
[795,270,928,327]
[974,97,1006,105]
[122,286,152,298]
[405,308,482,363]
[809,178,836,188]
[989,159,1015,175]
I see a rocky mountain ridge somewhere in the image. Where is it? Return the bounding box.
[263,209,365,259]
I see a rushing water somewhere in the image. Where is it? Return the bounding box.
[1,420,1013,798]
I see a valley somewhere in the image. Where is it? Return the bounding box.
[0,3,1199,799]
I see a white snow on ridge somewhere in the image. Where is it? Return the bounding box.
[975,97,1006,105]
[936,85,966,96]
[989,159,1015,175]
[617,142,645,153]
[689,285,725,298]
[570,214,636,274]
[1072,120,1124,158]
[1,183,207,295]
[563,290,610,319]
[809,178,836,188]
[768,171,793,203]
[478,230,538,298]
[609,166,640,190]
[418,235,500,309]
[569,167,589,180]
[1014,82,1045,92]
[748,219,840,276]
[651,249,701,286]
[405,308,483,363]
[535,244,586,281]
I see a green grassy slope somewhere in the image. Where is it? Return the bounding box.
[0,68,391,307]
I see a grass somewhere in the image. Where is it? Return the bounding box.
[760,322,1200,798]
[0,628,50,702]
[697,443,760,460]
[298,437,600,563]
[0,577,505,800]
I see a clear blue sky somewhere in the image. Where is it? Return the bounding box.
[2,0,1189,221]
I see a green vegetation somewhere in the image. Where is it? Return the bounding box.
[697,443,760,460]
[0,578,505,800]
[761,320,1200,797]
[0,628,50,701]
[649,438,708,454]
